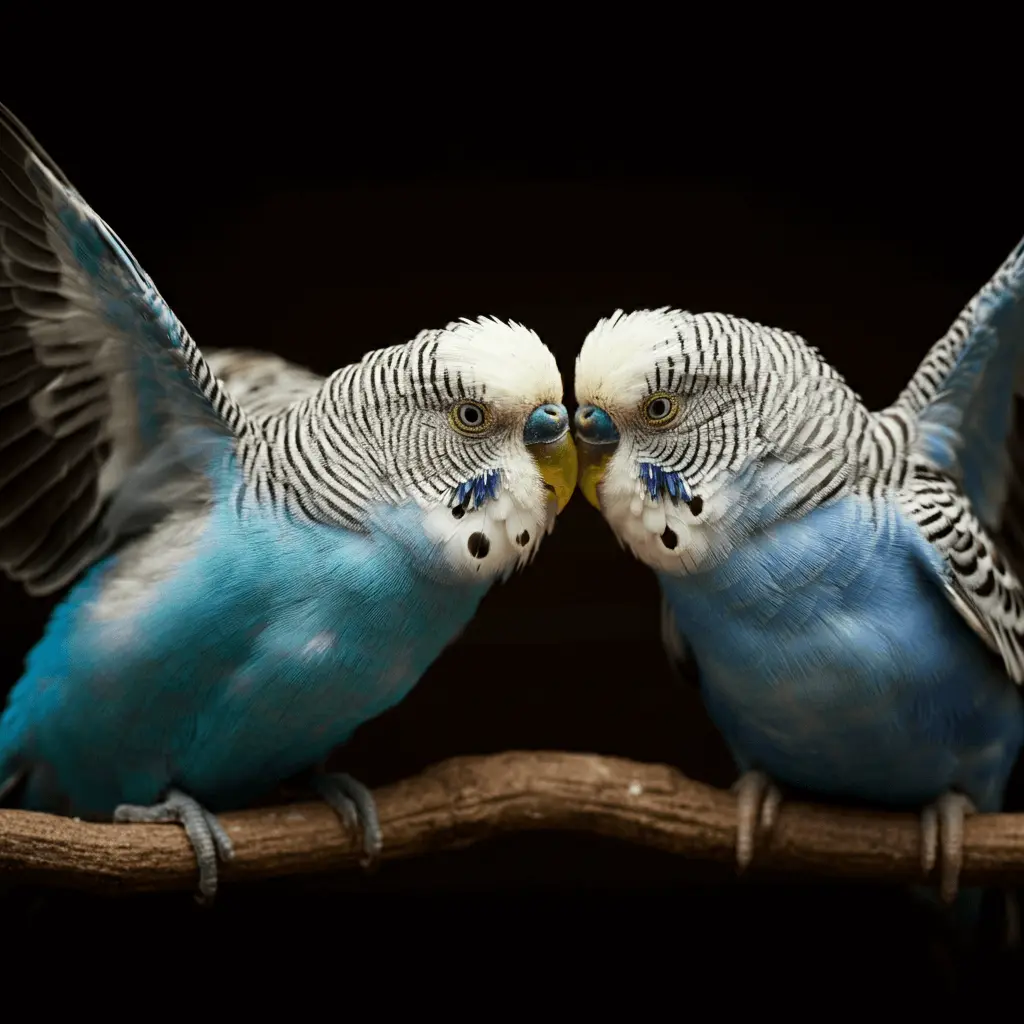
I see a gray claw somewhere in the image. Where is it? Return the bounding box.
[114,787,235,905]
[920,804,938,875]
[919,791,976,905]
[731,770,783,871]
[311,771,383,867]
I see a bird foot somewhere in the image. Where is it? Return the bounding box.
[919,791,976,904]
[310,771,383,867]
[113,787,235,905]
[731,769,783,870]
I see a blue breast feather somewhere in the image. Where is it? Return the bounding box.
[0,442,488,817]
[659,496,1024,813]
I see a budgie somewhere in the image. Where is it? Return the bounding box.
[572,234,1024,923]
[0,104,578,902]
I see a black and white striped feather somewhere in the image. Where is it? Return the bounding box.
[900,466,1024,681]
[578,234,1024,685]
[898,235,1024,682]
[1,104,563,598]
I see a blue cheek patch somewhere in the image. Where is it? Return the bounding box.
[639,462,691,503]
[453,469,501,510]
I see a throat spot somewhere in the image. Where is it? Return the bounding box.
[467,532,490,559]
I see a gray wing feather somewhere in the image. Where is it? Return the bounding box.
[0,103,252,595]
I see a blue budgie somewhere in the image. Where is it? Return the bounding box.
[572,235,1024,922]
[0,104,578,901]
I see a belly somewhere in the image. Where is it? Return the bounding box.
[2,503,487,817]
[661,500,1024,810]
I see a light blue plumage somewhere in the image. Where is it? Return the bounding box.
[0,104,578,900]
[8,498,487,815]
[573,234,1024,934]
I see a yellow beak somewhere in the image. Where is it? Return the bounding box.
[524,403,578,513]
[577,437,617,509]
[573,403,620,510]
[527,432,578,513]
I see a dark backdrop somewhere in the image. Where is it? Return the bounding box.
[2,86,1023,991]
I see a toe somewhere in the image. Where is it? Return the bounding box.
[203,809,236,862]
[113,800,174,824]
[310,775,360,832]
[920,805,938,875]
[310,771,384,866]
[732,772,767,871]
[361,817,384,865]
[119,789,232,904]
[761,784,783,833]
[937,794,974,905]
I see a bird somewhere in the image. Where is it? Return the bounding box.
[571,232,1024,932]
[0,102,578,902]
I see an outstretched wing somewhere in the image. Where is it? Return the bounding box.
[897,234,1024,569]
[902,466,1024,684]
[0,103,252,595]
[895,234,1024,683]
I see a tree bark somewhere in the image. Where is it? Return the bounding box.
[2,751,1023,894]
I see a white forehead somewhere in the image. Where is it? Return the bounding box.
[574,307,694,405]
[434,316,563,406]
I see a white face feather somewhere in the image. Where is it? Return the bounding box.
[574,307,689,409]
[575,309,735,574]
[433,317,562,409]
[417,317,567,583]
[219,317,571,588]
[574,307,857,576]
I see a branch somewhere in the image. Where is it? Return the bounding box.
[2,751,1024,895]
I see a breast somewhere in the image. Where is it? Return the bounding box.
[664,499,916,670]
[659,497,1021,804]
[192,496,489,692]
[93,498,493,805]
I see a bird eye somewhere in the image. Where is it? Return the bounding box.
[643,393,678,425]
[451,401,489,433]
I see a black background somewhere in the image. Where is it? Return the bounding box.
[2,74,1023,993]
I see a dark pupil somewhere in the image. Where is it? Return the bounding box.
[650,399,669,418]
[461,405,481,425]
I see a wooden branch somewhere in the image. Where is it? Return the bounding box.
[2,751,1024,895]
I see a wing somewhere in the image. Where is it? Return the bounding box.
[896,234,1024,572]
[0,103,252,595]
[203,348,325,421]
[902,465,1024,683]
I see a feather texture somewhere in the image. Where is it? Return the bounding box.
[575,234,1024,932]
[0,103,249,595]
[0,102,569,882]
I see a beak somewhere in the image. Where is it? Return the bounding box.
[524,403,578,513]
[574,404,619,510]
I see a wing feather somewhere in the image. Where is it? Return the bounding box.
[0,103,253,595]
